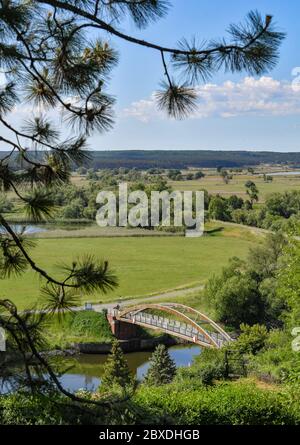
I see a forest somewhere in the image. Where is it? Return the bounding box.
[2,150,300,170]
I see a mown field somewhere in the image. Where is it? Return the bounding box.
[169,173,300,202]
[70,170,300,203]
[0,225,258,310]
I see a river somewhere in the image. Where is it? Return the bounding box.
[0,224,48,234]
[60,344,201,392]
[0,222,93,235]
[0,344,201,394]
[268,171,300,176]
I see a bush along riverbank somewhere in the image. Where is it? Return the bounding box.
[44,311,113,351]
[1,341,299,425]
[39,310,181,355]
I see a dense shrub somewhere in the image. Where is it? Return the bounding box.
[0,391,115,425]
[176,349,227,387]
[211,190,300,235]
[0,392,68,425]
[265,191,300,218]
[249,330,299,383]
[214,274,264,327]
[208,196,231,221]
[205,234,287,328]
[231,324,268,355]
[2,382,299,425]
[71,311,113,339]
[177,362,226,387]
[134,382,300,425]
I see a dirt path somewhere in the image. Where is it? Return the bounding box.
[213,219,300,241]
[24,284,205,315]
[89,284,205,312]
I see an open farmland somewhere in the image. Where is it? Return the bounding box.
[169,172,300,202]
[0,225,258,310]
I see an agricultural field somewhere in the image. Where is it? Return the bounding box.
[169,172,300,202]
[0,224,258,310]
[70,169,300,203]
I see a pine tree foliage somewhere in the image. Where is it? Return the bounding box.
[144,344,176,386]
[101,340,135,391]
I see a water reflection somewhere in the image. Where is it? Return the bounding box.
[0,344,201,394]
[268,171,300,176]
[0,222,94,235]
[0,224,48,234]
[60,344,201,393]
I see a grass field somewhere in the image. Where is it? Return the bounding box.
[169,173,300,202]
[70,170,300,203]
[0,225,258,310]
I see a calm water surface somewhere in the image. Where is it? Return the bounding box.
[268,171,300,176]
[0,344,201,394]
[60,344,201,393]
[0,224,48,234]
[0,222,94,234]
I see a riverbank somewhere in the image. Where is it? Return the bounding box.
[1,344,203,397]
[2,219,183,238]
[39,334,183,358]
[36,311,185,357]
[72,334,181,354]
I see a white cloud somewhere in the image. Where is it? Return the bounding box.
[122,76,300,122]
[122,93,165,123]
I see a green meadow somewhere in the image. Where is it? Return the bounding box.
[70,170,300,203]
[0,226,257,310]
[169,173,300,202]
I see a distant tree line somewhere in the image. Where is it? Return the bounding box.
[208,188,300,235]
[2,150,300,170]
[4,170,300,234]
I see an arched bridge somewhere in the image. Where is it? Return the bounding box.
[107,303,233,349]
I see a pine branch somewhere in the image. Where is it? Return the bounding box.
[37,1,284,59]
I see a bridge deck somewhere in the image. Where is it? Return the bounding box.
[109,308,231,348]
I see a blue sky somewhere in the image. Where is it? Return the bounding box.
[95,0,300,152]
[2,0,300,152]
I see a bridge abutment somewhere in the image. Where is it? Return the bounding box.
[107,313,138,340]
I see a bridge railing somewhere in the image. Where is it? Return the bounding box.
[108,308,229,347]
